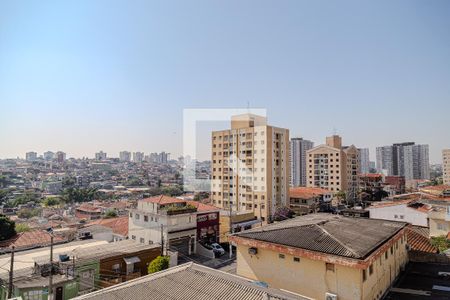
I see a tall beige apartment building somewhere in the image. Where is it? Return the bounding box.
[306,135,360,199]
[211,114,289,222]
[443,149,450,185]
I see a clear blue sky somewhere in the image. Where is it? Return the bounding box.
[0,0,449,163]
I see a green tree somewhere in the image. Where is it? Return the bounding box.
[194,192,210,201]
[125,177,144,187]
[0,214,16,241]
[0,189,10,204]
[61,187,99,204]
[62,177,76,188]
[0,175,10,188]
[431,235,450,253]
[104,209,118,218]
[335,191,346,203]
[10,191,40,207]
[43,197,61,207]
[17,208,41,219]
[15,223,31,233]
[147,256,170,274]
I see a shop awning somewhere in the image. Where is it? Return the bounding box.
[123,256,141,265]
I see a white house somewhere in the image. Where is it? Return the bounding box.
[128,195,198,255]
[367,200,430,227]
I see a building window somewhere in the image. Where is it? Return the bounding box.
[23,290,45,300]
[369,264,373,275]
[279,254,285,259]
[362,269,367,282]
[326,263,335,272]
[390,246,393,254]
[135,214,140,220]
[385,251,388,260]
[438,222,447,231]
[129,212,133,218]
[144,216,148,222]
[131,235,136,240]
[140,238,144,243]
[293,257,300,262]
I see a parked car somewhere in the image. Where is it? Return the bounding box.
[211,243,225,256]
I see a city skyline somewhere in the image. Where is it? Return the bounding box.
[2,135,445,165]
[1,1,449,163]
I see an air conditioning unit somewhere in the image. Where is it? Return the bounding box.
[325,292,337,300]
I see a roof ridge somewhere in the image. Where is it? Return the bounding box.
[315,222,360,258]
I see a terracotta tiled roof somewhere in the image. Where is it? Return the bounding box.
[0,230,66,251]
[406,226,438,253]
[420,185,450,192]
[367,200,414,209]
[186,201,219,212]
[141,195,185,205]
[289,187,331,199]
[76,204,102,213]
[88,216,129,237]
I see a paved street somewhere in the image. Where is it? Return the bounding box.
[176,250,237,274]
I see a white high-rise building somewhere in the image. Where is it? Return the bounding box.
[56,151,66,163]
[376,146,394,175]
[358,148,370,174]
[290,138,314,187]
[43,151,55,161]
[443,149,450,185]
[25,152,37,162]
[376,143,429,180]
[133,152,145,163]
[119,151,131,162]
[95,151,107,160]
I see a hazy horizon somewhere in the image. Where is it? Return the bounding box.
[1,1,449,163]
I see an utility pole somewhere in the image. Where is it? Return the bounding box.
[160,224,164,256]
[229,200,233,259]
[8,245,15,299]
[49,234,54,300]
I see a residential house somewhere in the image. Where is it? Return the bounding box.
[428,206,450,237]
[77,225,113,241]
[75,204,102,221]
[384,176,405,195]
[289,187,332,215]
[229,214,408,300]
[0,230,67,253]
[366,200,430,227]
[88,216,128,241]
[186,201,220,244]
[0,267,78,300]
[0,240,108,300]
[218,210,259,243]
[59,240,161,291]
[128,195,198,255]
